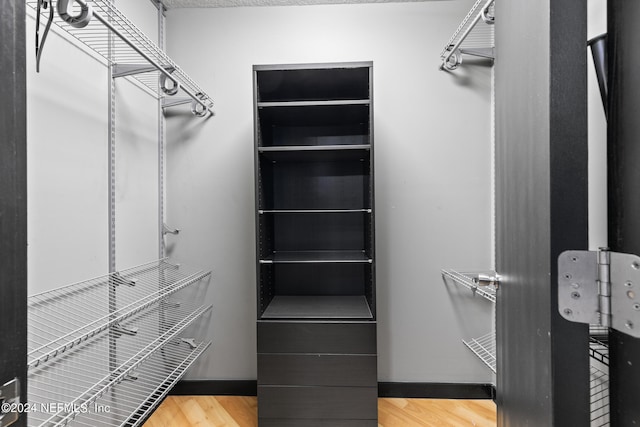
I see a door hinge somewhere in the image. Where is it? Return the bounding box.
[0,378,20,427]
[558,248,640,338]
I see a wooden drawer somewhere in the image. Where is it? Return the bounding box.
[257,321,376,354]
[258,385,378,420]
[258,418,378,427]
[258,354,377,387]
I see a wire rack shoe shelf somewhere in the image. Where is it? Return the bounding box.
[439,0,495,71]
[462,331,496,373]
[442,269,497,376]
[27,0,214,116]
[27,259,212,427]
[441,269,497,303]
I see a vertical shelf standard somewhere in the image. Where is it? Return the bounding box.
[254,62,377,426]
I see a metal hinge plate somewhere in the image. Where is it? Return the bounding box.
[558,249,640,338]
[0,378,20,427]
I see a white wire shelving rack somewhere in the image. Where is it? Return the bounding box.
[27,259,212,427]
[439,0,495,71]
[442,269,497,374]
[26,0,214,116]
[463,331,496,373]
[441,269,497,303]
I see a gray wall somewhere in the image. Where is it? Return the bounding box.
[26,1,161,291]
[166,1,494,383]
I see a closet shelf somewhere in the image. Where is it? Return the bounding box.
[463,332,496,373]
[259,145,370,162]
[29,305,211,427]
[439,0,495,71]
[28,258,210,370]
[27,0,213,115]
[590,365,610,426]
[260,250,372,264]
[258,100,370,108]
[262,295,373,320]
[258,102,369,126]
[441,269,497,303]
[27,258,212,427]
[259,209,372,214]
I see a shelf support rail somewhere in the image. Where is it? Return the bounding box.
[54,0,213,117]
[440,0,495,71]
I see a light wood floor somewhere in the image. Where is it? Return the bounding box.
[144,396,497,427]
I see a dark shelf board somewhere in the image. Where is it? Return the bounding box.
[258,99,370,108]
[261,295,373,320]
[257,103,370,127]
[260,250,372,264]
[259,145,370,162]
[259,209,372,214]
[255,65,371,102]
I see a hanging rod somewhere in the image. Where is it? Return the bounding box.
[28,0,214,117]
[440,0,495,71]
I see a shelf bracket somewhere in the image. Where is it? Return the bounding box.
[473,273,501,289]
[112,64,175,78]
[180,338,198,350]
[162,97,191,109]
[163,223,180,235]
[558,248,640,338]
[459,47,495,60]
[112,272,137,287]
[442,269,499,303]
[111,323,139,336]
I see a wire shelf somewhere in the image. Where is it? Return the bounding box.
[439,0,495,70]
[589,336,609,367]
[30,339,210,427]
[27,259,212,427]
[28,259,210,370]
[441,269,497,303]
[26,0,213,112]
[463,332,496,373]
[590,365,610,426]
[589,328,609,426]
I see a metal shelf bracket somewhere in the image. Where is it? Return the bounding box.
[439,0,495,71]
[558,248,640,338]
[442,269,499,303]
[113,64,175,78]
[163,223,180,235]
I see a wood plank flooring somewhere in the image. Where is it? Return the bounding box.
[144,396,496,427]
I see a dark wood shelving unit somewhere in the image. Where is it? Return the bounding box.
[254,62,377,426]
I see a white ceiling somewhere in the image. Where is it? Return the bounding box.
[162,0,434,9]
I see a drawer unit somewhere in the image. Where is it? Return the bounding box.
[258,353,377,387]
[257,321,377,354]
[258,385,378,420]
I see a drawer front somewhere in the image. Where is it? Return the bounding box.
[257,321,376,354]
[258,385,378,420]
[258,419,378,427]
[258,354,377,387]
